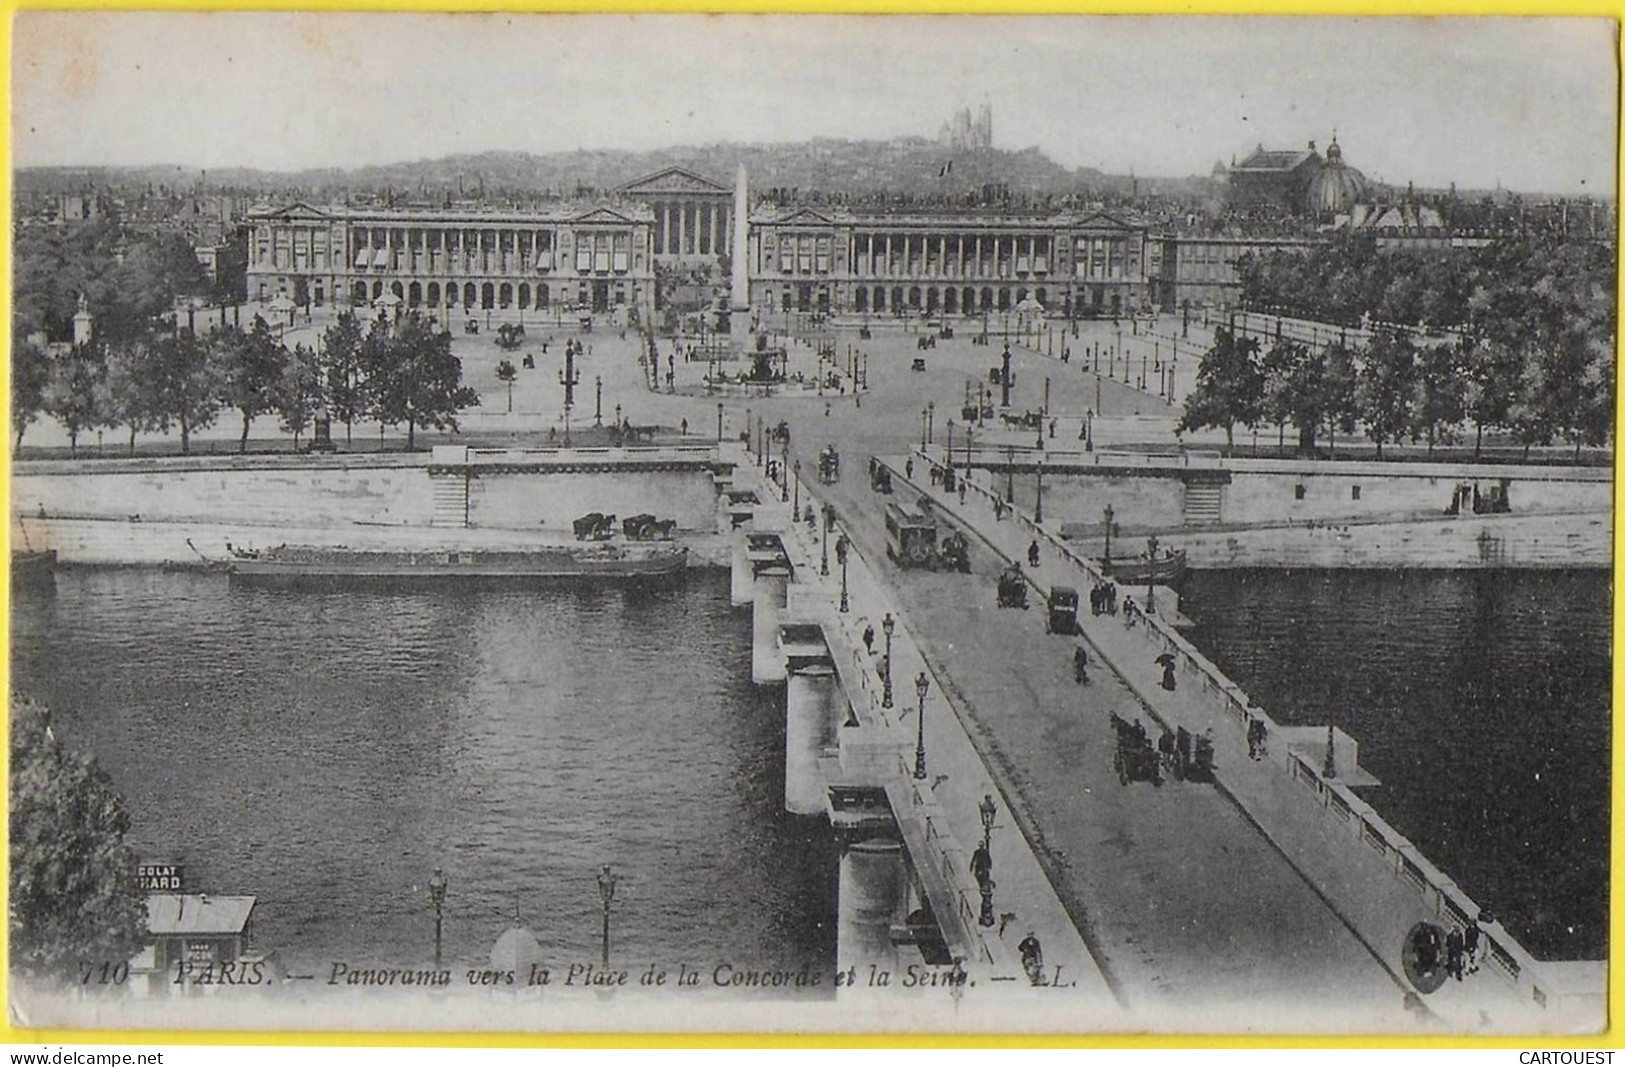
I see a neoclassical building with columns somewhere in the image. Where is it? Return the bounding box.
[616,165,734,265]
[245,200,658,322]
[745,205,1157,319]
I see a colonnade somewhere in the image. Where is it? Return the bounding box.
[652,199,730,258]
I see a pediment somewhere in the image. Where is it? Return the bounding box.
[1072,211,1141,233]
[772,208,834,226]
[572,207,635,225]
[260,201,332,221]
[618,166,729,196]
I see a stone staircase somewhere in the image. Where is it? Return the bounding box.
[430,472,468,528]
[1182,480,1223,525]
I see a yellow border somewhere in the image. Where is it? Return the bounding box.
[0,4,1619,1050]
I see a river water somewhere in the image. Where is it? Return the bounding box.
[1179,568,1610,962]
[10,568,837,986]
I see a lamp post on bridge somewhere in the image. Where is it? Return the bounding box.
[596,864,618,969]
[1035,459,1044,525]
[912,671,930,781]
[977,794,998,927]
[793,461,801,522]
[1323,711,1338,780]
[927,401,935,446]
[427,867,447,969]
[594,375,603,427]
[717,402,724,442]
[836,533,850,614]
[881,612,895,709]
[821,503,833,577]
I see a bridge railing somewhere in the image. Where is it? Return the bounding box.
[907,447,1575,1020]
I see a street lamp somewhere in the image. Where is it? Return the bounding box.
[1323,712,1338,780]
[976,793,998,928]
[596,864,618,969]
[927,401,935,446]
[595,374,603,427]
[881,612,895,709]
[912,671,930,780]
[921,406,930,450]
[821,503,833,577]
[717,402,724,442]
[793,460,801,522]
[427,867,447,968]
[780,434,789,503]
[836,534,850,614]
[1035,460,1044,524]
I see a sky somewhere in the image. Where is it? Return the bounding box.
[12,13,1618,195]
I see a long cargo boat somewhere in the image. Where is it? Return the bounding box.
[227,542,687,588]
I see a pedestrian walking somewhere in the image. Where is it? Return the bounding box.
[1446,927,1466,981]
[862,624,875,655]
[1018,933,1045,986]
[1027,540,1040,568]
[958,482,967,504]
[905,457,914,479]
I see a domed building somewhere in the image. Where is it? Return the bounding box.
[1307,135,1367,216]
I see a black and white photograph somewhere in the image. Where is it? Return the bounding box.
[6,12,1614,1037]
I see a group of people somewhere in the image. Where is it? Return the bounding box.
[1089,581,1119,616]
[1414,917,1488,983]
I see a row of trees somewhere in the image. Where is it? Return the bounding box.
[1235,233,1613,336]
[13,311,479,456]
[1178,322,1613,461]
[1194,235,1616,459]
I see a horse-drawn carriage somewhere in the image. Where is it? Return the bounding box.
[622,514,677,541]
[464,318,480,335]
[572,512,617,541]
[1000,409,1044,431]
[916,335,938,351]
[938,531,971,573]
[868,458,894,494]
[996,564,1029,609]
[817,446,841,484]
[1110,713,1163,786]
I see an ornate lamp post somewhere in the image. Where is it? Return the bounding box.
[945,420,955,478]
[594,374,603,427]
[978,794,997,926]
[793,460,801,522]
[881,612,895,709]
[1005,445,1016,503]
[921,406,929,450]
[1323,712,1338,780]
[717,402,724,442]
[596,864,618,968]
[927,401,935,446]
[1103,503,1116,568]
[821,503,833,577]
[912,671,930,780]
[780,434,789,502]
[1035,459,1044,524]
[745,408,753,457]
[427,867,447,968]
[836,534,850,614]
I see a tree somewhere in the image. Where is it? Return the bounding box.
[148,331,223,455]
[1461,336,1523,458]
[1411,339,1467,458]
[43,343,109,457]
[1261,338,1324,454]
[214,317,288,453]
[276,343,324,451]
[102,333,165,456]
[9,695,149,985]
[362,316,479,449]
[1175,326,1263,452]
[321,312,367,446]
[495,358,518,414]
[1321,340,1359,457]
[12,335,50,453]
[1357,329,1418,459]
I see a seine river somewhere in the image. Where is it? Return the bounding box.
[1180,568,1610,962]
[11,568,837,984]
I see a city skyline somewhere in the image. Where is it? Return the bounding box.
[13,13,1617,197]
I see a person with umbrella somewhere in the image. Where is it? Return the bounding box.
[1155,652,1178,691]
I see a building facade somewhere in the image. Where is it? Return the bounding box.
[246,201,657,322]
[746,207,1156,319]
[616,165,733,266]
[1152,235,1322,309]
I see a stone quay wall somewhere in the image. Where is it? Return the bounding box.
[12,447,726,565]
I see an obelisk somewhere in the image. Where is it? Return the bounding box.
[730,165,751,351]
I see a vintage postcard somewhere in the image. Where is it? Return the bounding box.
[6,12,1614,1037]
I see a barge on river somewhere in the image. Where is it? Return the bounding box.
[227,542,687,588]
